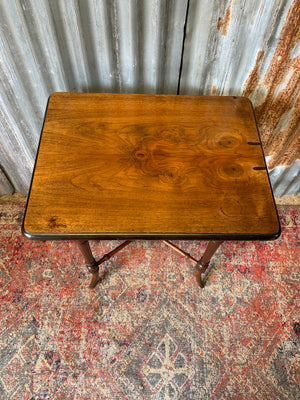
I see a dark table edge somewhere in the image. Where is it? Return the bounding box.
[22,224,281,242]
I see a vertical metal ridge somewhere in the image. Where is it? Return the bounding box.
[177,0,190,95]
[114,0,137,92]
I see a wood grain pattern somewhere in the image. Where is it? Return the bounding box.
[23,93,280,240]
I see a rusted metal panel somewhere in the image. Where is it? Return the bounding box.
[243,0,300,170]
[180,0,299,173]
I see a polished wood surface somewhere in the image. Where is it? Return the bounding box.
[23,93,280,240]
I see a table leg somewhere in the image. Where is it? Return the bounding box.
[77,240,100,289]
[195,241,224,288]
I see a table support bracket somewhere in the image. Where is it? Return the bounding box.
[162,240,199,264]
[77,240,100,288]
[195,241,224,288]
[77,240,133,288]
[163,240,223,287]
[77,239,223,289]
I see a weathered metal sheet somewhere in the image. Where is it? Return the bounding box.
[0,166,13,195]
[0,0,299,196]
[269,159,300,197]
[180,0,300,172]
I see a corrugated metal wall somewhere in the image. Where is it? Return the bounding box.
[0,0,299,196]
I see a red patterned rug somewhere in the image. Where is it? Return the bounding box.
[0,201,299,399]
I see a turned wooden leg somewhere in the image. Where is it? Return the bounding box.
[77,240,100,289]
[195,241,224,288]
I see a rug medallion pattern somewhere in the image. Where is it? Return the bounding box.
[0,202,299,399]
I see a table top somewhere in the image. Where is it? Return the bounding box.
[23,93,280,240]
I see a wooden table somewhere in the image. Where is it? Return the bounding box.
[22,93,280,288]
